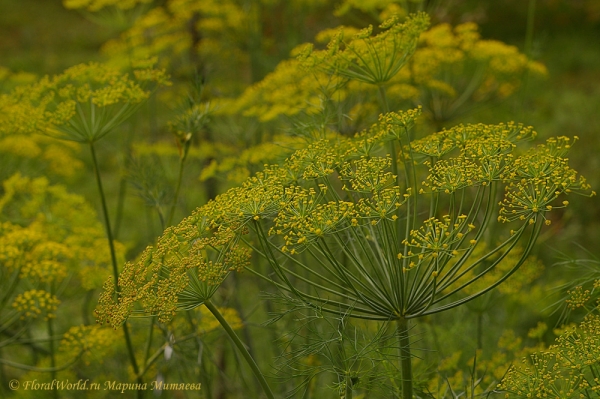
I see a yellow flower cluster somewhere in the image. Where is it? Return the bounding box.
[198,134,306,184]
[227,14,428,123]
[0,66,36,92]
[223,57,346,122]
[273,188,356,253]
[59,325,117,365]
[4,62,168,143]
[12,290,60,320]
[0,87,84,177]
[226,14,543,129]
[500,315,600,397]
[101,0,252,79]
[300,13,429,85]
[499,136,595,225]
[0,173,125,289]
[398,22,547,124]
[402,215,474,267]
[342,156,395,193]
[415,122,536,194]
[96,207,251,326]
[566,286,592,310]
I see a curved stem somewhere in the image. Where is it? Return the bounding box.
[203,299,275,399]
[89,142,142,397]
[0,352,84,372]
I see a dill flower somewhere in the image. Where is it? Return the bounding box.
[217,112,593,322]
[59,325,117,365]
[499,137,595,225]
[12,290,60,320]
[500,315,600,397]
[224,56,347,122]
[0,173,126,288]
[9,61,169,143]
[300,13,429,85]
[345,21,547,127]
[95,205,250,327]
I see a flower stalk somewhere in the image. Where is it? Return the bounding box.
[203,299,275,399]
[89,141,143,397]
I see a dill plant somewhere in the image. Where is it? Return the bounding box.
[92,10,596,399]
[98,114,594,397]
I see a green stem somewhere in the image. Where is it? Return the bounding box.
[113,177,128,240]
[142,317,156,369]
[524,0,537,59]
[89,142,120,292]
[203,299,275,399]
[47,314,58,399]
[378,85,390,114]
[397,317,412,399]
[89,142,143,398]
[476,311,483,350]
[520,0,537,117]
[167,154,186,227]
[345,375,353,399]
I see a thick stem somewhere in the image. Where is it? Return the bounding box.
[397,317,412,399]
[89,142,143,398]
[345,375,353,399]
[204,299,275,399]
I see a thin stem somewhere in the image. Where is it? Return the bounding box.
[203,299,275,399]
[167,154,186,227]
[0,352,84,372]
[524,0,537,60]
[397,317,412,399]
[142,317,156,370]
[89,142,143,397]
[47,314,58,399]
[476,311,483,350]
[378,85,390,114]
[89,142,120,293]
